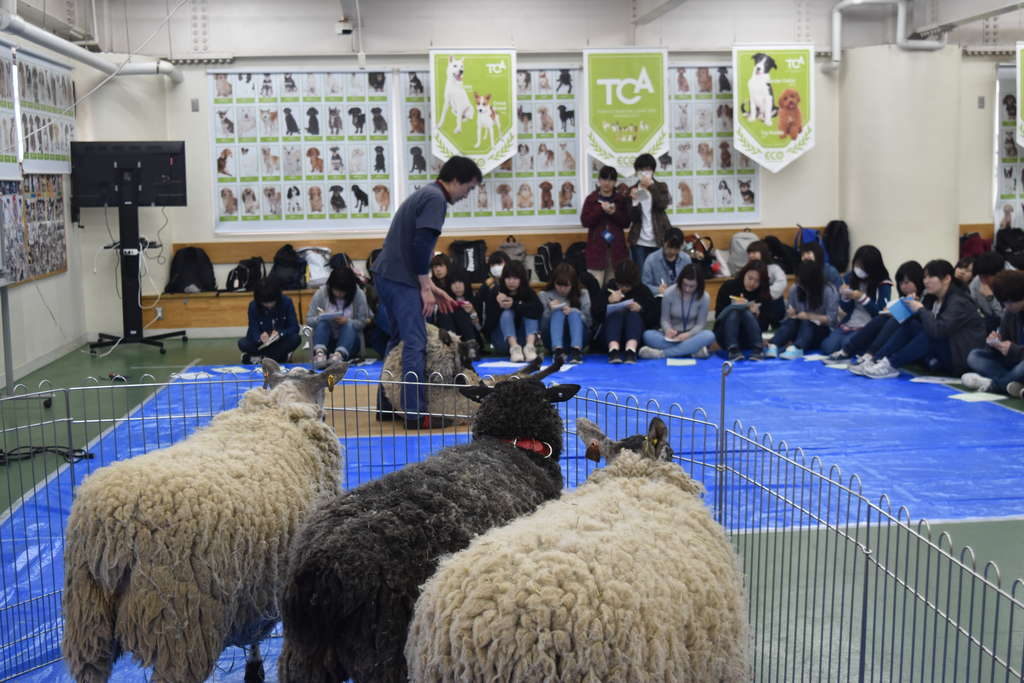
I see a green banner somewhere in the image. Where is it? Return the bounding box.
[583,49,668,176]
[430,50,516,174]
[733,45,814,173]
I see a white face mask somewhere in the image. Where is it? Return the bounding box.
[853,266,868,279]
[640,171,653,180]
[490,264,505,279]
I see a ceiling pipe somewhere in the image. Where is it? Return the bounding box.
[823,0,945,72]
[0,9,181,84]
[634,0,687,26]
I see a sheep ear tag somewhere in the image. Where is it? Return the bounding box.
[326,373,337,391]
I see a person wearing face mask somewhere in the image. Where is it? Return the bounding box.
[856,259,986,380]
[474,251,512,334]
[841,260,924,370]
[961,270,1024,397]
[820,245,892,356]
[538,262,591,364]
[480,260,544,362]
[581,165,630,285]
[626,154,671,269]
[638,263,715,359]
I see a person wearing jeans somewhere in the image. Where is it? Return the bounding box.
[238,278,301,364]
[640,263,714,359]
[603,259,659,364]
[306,266,371,367]
[538,262,591,363]
[481,260,543,360]
[961,270,1024,396]
[712,260,773,361]
[766,260,839,360]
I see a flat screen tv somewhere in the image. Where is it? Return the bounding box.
[70,140,186,209]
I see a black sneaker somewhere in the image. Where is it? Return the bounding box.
[241,352,252,364]
[404,414,455,430]
[608,349,623,364]
[552,347,566,364]
[749,349,766,361]
[623,349,637,364]
[569,348,584,364]
[728,348,744,363]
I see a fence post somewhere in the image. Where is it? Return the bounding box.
[857,507,873,683]
[715,361,733,524]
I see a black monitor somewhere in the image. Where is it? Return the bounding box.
[70,140,186,209]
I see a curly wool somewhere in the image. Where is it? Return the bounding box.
[278,378,567,683]
[61,381,343,683]
[406,453,750,683]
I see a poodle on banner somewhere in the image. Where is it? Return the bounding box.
[732,44,814,173]
[583,49,668,177]
[430,49,516,175]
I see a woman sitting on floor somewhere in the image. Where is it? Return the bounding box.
[306,266,372,367]
[960,270,1024,397]
[639,263,715,360]
[855,259,986,380]
[603,260,659,364]
[711,260,773,361]
[538,262,591,364]
[766,260,839,359]
[840,260,923,369]
[480,260,543,362]
[821,245,892,355]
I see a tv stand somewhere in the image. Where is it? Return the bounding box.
[90,171,187,355]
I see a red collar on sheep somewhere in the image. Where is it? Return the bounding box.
[503,437,554,458]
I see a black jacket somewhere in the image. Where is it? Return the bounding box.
[917,285,986,375]
[480,284,543,335]
[714,277,772,331]
[605,279,660,329]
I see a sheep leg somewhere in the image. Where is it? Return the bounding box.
[243,643,265,683]
[278,640,347,683]
[61,561,118,682]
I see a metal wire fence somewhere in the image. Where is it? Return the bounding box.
[0,363,1020,681]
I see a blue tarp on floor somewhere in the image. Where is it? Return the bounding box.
[4,354,1024,681]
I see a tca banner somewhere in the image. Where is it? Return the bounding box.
[583,49,668,176]
[430,50,516,175]
[732,45,814,173]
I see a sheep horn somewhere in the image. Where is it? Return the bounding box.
[528,357,563,381]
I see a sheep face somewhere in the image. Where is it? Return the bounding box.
[460,377,579,457]
[576,416,673,464]
[262,358,348,408]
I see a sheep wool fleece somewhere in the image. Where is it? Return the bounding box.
[406,453,750,683]
[61,381,343,683]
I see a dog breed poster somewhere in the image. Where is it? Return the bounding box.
[430,50,516,174]
[732,45,814,173]
[16,50,74,175]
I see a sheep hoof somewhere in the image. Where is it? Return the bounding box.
[243,659,265,683]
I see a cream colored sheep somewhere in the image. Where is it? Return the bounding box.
[61,359,348,683]
[406,417,749,682]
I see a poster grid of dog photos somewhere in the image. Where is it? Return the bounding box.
[0,175,66,284]
[0,48,19,180]
[402,66,581,226]
[996,71,1023,231]
[659,65,760,223]
[211,70,395,231]
[17,53,75,174]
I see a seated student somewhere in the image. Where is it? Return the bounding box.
[821,245,892,355]
[481,260,543,361]
[538,262,591,364]
[744,240,787,326]
[961,270,1024,397]
[954,256,974,287]
[639,263,715,359]
[446,268,483,341]
[306,266,372,367]
[856,259,987,380]
[581,165,630,285]
[841,260,924,366]
[969,251,1006,333]
[430,267,483,357]
[430,253,452,288]
[474,250,511,333]
[712,260,773,361]
[641,227,692,295]
[604,259,659,364]
[799,241,843,289]
[238,277,300,364]
[766,260,839,359]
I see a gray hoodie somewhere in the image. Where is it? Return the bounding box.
[305,285,371,330]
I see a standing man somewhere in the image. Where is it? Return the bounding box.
[373,155,482,429]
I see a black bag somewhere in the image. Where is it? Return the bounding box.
[763,235,799,274]
[534,241,564,282]
[448,239,488,283]
[564,241,587,269]
[996,227,1024,255]
[823,220,851,272]
[164,246,216,293]
[224,256,265,292]
[269,243,307,289]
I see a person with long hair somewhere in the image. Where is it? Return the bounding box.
[306,265,372,367]
[961,270,1024,396]
[580,165,630,284]
[238,277,301,364]
[856,259,986,379]
[712,260,773,361]
[480,260,543,361]
[603,259,659,363]
[766,260,839,359]
[429,266,483,356]
[820,245,892,355]
[538,262,591,364]
[839,260,923,367]
[639,263,714,359]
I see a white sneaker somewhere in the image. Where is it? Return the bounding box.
[638,346,665,359]
[764,344,779,359]
[863,357,900,379]
[312,347,327,369]
[694,346,711,359]
[523,343,538,362]
[960,372,993,392]
[509,344,525,362]
[848,359,873,376]
[1007,381,1024,399]
[827,349,849,361]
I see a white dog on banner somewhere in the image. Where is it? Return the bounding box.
[743,52,778,125]
[474,92,499,148]
[436,55,474,134]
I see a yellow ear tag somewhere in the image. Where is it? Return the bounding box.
[262,369,270,381]
[326,373,337,391]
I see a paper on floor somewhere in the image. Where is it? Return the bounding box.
[909,376,961,385]
[667,358,697,367]
[947,391,1007,402]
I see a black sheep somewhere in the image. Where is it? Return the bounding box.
[278,363,578,683]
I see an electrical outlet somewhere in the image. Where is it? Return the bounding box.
[155,306,164,320]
